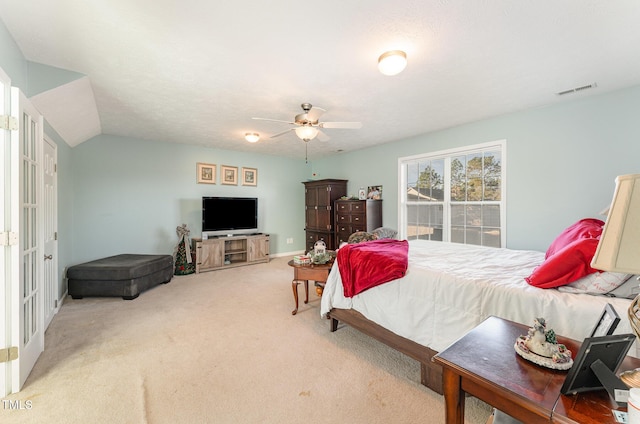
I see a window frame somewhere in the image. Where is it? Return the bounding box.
[397,140,507,247]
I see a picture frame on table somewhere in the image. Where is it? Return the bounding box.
[590,303,620,337]
[221,165,238,185]
[196,163,216,184]
[367,185,382,199]
[560,333,635,401]
[242,167,257,186]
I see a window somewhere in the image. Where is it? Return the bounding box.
[399,140,506,247]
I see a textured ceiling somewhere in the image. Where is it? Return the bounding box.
[1,1,640,159]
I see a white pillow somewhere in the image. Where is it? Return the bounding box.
[557,271,632,295]
[607,276,640,299]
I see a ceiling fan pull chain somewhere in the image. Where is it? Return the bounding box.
[305,141,308,163]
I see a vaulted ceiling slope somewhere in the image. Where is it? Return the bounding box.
[2,1,640,159]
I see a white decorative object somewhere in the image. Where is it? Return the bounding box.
[514,317,573,370]
[308,240,331,264]
[313,240,326,256]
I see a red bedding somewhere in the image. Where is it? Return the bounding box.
[337,239,409,297]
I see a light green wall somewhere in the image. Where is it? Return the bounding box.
[70,135,311,263]
[0,17,26,88]
[26,61,85,97]
[313,86,640,251]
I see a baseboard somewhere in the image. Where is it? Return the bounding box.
[271,250,305,258]
[57,289,68,311]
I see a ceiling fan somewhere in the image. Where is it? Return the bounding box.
[252,103,362,142]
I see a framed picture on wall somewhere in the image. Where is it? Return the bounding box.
[196,162,216,184]
[221,165,238,185]
[242,167,257,186]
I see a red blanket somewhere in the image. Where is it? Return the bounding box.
[337,239,409,297]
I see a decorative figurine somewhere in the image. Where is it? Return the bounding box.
[173,224,195,275]
[313,240,326,256]
[514,317,573,370]
[308,240,332,264]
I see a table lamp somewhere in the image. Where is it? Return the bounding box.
[591,174,640,387]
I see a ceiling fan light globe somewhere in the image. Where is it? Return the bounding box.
[378,50,407,76]
[244,132,260,143]
[295,126,318,141]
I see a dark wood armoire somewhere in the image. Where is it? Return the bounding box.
[302,179,347,251]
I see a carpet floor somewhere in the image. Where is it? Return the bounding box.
[1,256,492,423]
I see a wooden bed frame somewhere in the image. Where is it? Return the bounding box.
[328,307,444,394]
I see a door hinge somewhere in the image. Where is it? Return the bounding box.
[1,231,19,246]
[0,347,18,363]
[54,232,58,241]
[0,115,18,131]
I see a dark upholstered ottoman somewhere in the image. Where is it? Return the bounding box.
[68,254,174,300]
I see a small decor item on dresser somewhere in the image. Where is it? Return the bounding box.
[514,317,573,370]
[367,185,382,199]
[308,251,332,264]
[358,187,366,200]
[313,240,326,255]
[308,240,332,264]
[174,224,195,275]
[293,255,311,265]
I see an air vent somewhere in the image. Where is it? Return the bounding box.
[556,83,598,96]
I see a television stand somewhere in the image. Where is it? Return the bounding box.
[192,233,269,273]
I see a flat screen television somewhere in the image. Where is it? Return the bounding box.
[202,197,258,237]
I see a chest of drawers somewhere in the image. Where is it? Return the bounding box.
[334,199,382,245]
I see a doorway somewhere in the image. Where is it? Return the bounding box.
[43,136,58,329]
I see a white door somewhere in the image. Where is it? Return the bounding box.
[0,65,15,398]
[6,88,45,394]
[43,136,58,329]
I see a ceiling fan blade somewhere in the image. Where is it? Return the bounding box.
[317,130,330,142]
[252,117,295,124]
[320,121,363,129]
[270,128,295,138]
[306,107,326,123]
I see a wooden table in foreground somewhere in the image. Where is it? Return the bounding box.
[287,260,333,315]
[433,316,640,424]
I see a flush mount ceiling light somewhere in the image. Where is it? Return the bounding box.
[294,125,319,142]
[244,132,260,143]
[378,50,407,76]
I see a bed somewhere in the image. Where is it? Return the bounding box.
[320,236,636,394]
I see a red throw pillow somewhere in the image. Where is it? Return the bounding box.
[526,238,601,289]
[545,218,604,259]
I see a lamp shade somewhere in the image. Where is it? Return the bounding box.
[295,126,318,141]
[378,50,407,76]
[591,174,640,274]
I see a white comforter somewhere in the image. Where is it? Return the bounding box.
[321,239,635,355]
